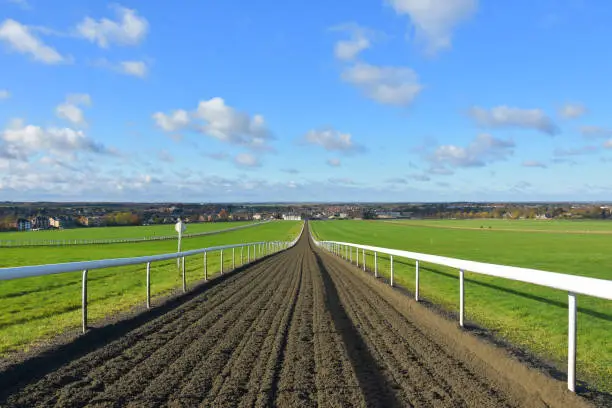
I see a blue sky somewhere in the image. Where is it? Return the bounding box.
[1,0,611,202]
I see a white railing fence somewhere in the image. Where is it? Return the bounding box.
[0,221,270,248]
[311,232,612,393]
[0,223,304,334]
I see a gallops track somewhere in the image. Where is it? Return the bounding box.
[0,225,587,407]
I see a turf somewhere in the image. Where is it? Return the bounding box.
[310,220,612,392]
[387,218,612,232]
[0,221,256,242]
[0,221,302,354]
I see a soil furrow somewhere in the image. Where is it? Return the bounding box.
[93,253,296,407]
[176,253,301,407]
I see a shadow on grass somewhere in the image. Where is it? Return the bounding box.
[0,254,274,402]
[386,257,612,323]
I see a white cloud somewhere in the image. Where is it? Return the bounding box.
[1,119,110,160]
[388,0,477,54]
[428,133,514,169]
[0,19,66,64]
[302,128,365,154]
[0,89,9,100]
[195,97,273,151]
[152,110,190,132]
[580,126,612,139]
[559,103,586,119]
[93,58,148,78]
[76,5,148,48]
[554,146,597,157]
[151,98,274,152]
[234,153,260,167]
[342,62,422,106]
[522,160,547,168]
[332,24,373,61]
[326,158,341,167]
[469,106,559,135]
[120,60,147,77]
[602,140,612,149]
[55,93,91,126]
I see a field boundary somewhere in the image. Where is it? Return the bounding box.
[0,221,269,248]
[311,230,612,393]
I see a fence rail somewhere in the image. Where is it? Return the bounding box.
[311,233,612,393]
[0,221,269,248]
[0,221,304,334]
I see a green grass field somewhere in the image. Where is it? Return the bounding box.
[387,218,612,233]
[0,221,302,354]
[0,220,256,242]
[311,220,612,392]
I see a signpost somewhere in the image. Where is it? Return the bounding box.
[175,218,186,268]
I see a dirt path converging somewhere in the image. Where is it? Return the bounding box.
[0,224,591,407]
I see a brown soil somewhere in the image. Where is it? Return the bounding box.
[0,224,594,407]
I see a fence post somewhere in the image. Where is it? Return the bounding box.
[232,247,235,270]
[248,245,250,263]
[349,246,352,263]
[415,260,420,302]
[146,262,151,309]
[356,248,359,268]
[82,269,88,333]
[568,292,577,392]
[362,249,366,271]
[459,270,465,327]
[221,250,224,274]
[182,257,186,292]
[390,256,394,287]
[374,252,378,277]
[204,251,208,281]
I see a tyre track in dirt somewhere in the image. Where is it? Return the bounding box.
[0,223,592,407]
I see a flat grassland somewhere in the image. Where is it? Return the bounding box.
[0,221,256,242]
[0,221,302,354]
[387,218,612,233]
[310,220,612,392]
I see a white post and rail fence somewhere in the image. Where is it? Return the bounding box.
[0,225,303,336]
[312,233,612,393]
[0,221,271,248]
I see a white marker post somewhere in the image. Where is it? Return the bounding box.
[175,218,186,269]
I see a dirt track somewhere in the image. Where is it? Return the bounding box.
[0,224,590,407]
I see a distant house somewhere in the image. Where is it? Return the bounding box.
[49,216,70,229]
[282,214,301,221]
[79,216,104,227]
[17,218,31,232]
[253,213,262,220]
[31,215,50,230]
